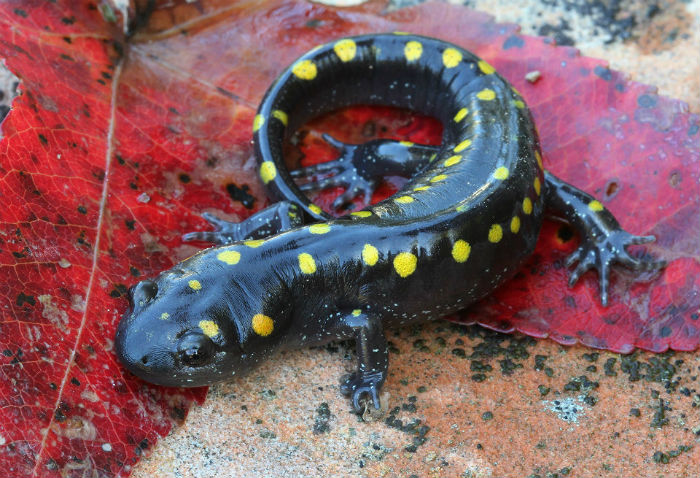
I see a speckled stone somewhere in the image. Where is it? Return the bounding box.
[466,0,700,113]
[133,323,700,477]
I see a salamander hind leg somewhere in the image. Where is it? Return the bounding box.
[291,133,439,211]
[544,171,666,306]
[337,310,389,420]
[182,201,303,245]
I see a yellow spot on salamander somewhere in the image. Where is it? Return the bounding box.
[199,320,219,338]
[260,161,277,184]
[452,240,471,263]
[333,39,357,62]
[352,309,362,317]
[244,239,265,248]
[488,224,503,243]
[442,48,463,68]
[253,114,264,132]
[404,41,423,61]
[493,166,509,180]
[393,252,417,278]
[399,140,414,147]
[160,312,170,320]
[535,150,543,169]
[393,31,409,35]
[430,174,448,183]
[272,110,288,126]
[513,99,525,109]
[522,197,533,215]
[534,177,541,196]
[444,155,462,167]
[351,210,372,218]
[478,60,495,74]
[454,138,472,153]
[588,200,604,212]
[362,244,379,266]
[309,223,331,234]
[309,204,322,215]
[217,250,241,265]
[394,196,414,204]
[188,279,202,291]
[292,59,317,80]
[298,253,317,274]
[252,314,274,337]
[453,108,468,122]
[429,153,437,162]
[477,89,496,101]
[413,185,430,191]
[510,216,521,233]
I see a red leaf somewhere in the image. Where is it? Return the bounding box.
[0,1,697,476]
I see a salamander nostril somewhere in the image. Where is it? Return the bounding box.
[130,280,158,307]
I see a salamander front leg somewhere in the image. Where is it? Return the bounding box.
[182,201,303,245]
[337,310,388,419]
[291,134,439,210]
[544,171,666,305]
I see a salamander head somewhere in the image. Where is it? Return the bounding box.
[115,252,282,387]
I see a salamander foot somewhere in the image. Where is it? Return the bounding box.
[182,202,303,245]
[291,134,376,210]
[291,133,440,211]
[340,371,386,419]
[566,231,666,306]
[543,171,666,306]
[336,310,389,419]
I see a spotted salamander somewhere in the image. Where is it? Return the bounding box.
[116,34,664,414]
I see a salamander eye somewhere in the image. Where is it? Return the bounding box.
[177,331,215,367]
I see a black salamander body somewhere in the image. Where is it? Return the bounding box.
[116,34,663,413]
